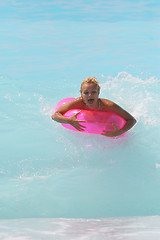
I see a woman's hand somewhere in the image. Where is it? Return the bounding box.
[68,111,86,131]
[101,123,123,137]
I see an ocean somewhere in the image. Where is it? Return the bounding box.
[0,0,160,239]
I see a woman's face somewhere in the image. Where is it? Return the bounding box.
[81,83,100,109]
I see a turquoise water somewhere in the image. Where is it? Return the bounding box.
[1,0,160,238]
[1,70,160,220]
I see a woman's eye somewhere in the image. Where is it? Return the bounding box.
[83,90,97,95]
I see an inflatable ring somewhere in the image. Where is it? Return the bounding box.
[55,98,126,135]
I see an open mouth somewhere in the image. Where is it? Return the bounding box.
[88,99,94,104]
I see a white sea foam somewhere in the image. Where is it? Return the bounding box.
[1,72,160,220]
[1,0,160,228]
[0,216,160,240]
[101,72,160,126]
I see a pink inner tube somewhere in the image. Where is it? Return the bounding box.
[55,98,126,135]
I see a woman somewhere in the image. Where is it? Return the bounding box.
[51,77,136,137]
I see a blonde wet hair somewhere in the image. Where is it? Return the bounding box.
[80,77,100,92]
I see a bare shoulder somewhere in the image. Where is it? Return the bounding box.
[69,97,85,108]
[100,98,135,120]
[55,97,85,114]
[100,98,116,109]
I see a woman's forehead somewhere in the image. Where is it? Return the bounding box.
[81,83,98,90]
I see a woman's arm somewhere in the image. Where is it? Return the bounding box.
[51,98,86,131]
[101,99,136,137]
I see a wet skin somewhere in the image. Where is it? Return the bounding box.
[52,83,136,137]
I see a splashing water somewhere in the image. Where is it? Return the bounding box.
[1,72,160,220]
